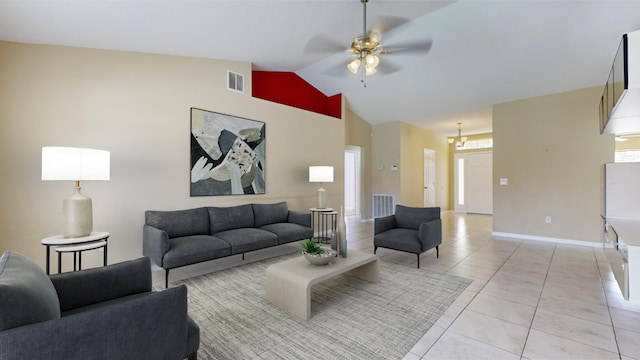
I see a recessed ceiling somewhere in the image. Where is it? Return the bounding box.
[1,1,639,136]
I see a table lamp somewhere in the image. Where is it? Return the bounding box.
[309,166,333,209]
[42,146,110,238]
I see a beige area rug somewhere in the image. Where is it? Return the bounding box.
[171,252,472,359]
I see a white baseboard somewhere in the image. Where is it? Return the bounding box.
[491,231,605,248]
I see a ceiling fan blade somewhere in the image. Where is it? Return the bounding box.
[382,39,433,55]
[377,59,403,76]
[303,35,348,54]
[371,16,411,35]
[321,61,351,78]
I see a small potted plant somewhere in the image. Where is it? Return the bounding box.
[301,239,337,265]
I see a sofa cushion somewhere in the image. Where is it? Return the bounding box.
[260,223,313,245]
[0,251,61,331]
[253,202,289,227]
[374,228,422,254]
[145,207,209,238]
[162,235,232,269]
[213,228,278,254]
[395,205,440,230]
[208,204,254,234]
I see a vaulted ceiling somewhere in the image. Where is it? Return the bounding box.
[2,1,639,136]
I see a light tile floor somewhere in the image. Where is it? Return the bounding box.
[155,212,640,360]
[356,213,639,360]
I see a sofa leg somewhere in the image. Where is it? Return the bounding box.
[374,246,377,254]
[165,269,170,289]
[417,254,420,269]
[186,351,197,360]
[436,246,439,258]
[242,253,245,261]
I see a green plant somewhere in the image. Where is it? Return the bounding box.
[301,239,325,255]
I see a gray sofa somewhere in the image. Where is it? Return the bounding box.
[0,251,199,360]
[144,201,313,287]
[373,205,442,268]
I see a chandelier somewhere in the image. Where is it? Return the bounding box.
[448,123,468,149]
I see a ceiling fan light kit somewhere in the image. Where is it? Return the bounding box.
[348,0,381,77]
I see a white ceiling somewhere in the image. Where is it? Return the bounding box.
[1,0,639,136]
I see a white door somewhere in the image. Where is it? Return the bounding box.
[453,152,493,214]
[423,149,436,207]
[344,147,361,216]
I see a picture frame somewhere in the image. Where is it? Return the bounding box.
[190,107,265,196]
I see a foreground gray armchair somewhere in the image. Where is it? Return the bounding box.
[373,205,442,268]
[0,251,199,360]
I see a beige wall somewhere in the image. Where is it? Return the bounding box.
[372,122,402,203]
[345,108,373,219]
[372,122,450,211]
[0,41,345,270]
[493,87,615,243]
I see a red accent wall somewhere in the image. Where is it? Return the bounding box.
[252,71,342,119]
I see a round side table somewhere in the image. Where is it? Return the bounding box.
[309,208,337,243]
[41,231,110,274]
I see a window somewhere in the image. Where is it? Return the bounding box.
[457,138,493,150]
[615,150,640,163]
[457,158,465,206]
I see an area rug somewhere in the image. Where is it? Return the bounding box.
[172,252,472,359]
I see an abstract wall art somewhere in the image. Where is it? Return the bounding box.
[190,108,265,196]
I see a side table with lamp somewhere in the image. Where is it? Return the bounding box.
[41,146,110,273]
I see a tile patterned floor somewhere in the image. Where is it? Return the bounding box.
[347,213,639,360]
[156,212,640,359]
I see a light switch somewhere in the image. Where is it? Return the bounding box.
[499,178,508,185]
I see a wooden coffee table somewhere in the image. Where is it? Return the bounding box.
[265,250,379,320]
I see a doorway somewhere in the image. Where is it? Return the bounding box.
[453,151,493,214]
[344,146,361,216]
[424,149,436,207]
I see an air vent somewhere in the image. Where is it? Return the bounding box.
[373,194,395,218]
[227,70,244,93]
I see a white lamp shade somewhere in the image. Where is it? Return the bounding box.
[309,166,334,183]
[42,147,110,181]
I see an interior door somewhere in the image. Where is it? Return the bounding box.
[423,149,436,207]
[466,152,493,214]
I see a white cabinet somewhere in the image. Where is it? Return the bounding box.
[606,220,640,301]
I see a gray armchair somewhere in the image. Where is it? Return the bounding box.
[373,205,442,268]
[0,251,199,360]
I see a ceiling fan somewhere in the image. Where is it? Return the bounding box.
[304,0,433,80]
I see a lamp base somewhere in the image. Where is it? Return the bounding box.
[63,186,93,238]
[316,186,327,209]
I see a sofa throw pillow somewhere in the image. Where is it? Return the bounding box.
[208,204,254,234]
[0,251,61,331]
[253,202,289,227]
[145,207,209,238]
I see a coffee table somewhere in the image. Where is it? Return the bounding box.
[265,250,379,320]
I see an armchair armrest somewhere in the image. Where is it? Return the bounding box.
[288,210,311,228]
[0,286,189,360]
[418,218,442,251]
[374,215,397,235]
[50,257,151,312]
[143,224,170,268]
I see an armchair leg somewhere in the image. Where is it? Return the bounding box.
[374,246,377,254]
[187,351,198,360]
[417,254,420,269]
[436,246,439,258]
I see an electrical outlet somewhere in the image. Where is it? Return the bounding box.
[545,216,551,224]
